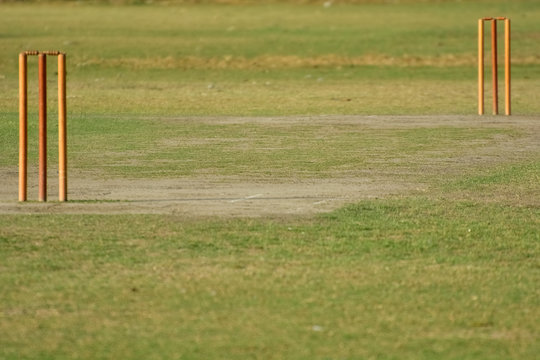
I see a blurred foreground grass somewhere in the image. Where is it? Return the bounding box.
[1,198,539,359]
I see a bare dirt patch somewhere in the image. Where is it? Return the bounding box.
[0,177,413,217]
[1,115,538,217]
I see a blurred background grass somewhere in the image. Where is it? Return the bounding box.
[0,0,539,116]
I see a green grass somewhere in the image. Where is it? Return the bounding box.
[449,161,540,189]
[1,0,540,115]
[1,199,538,359]
[0,1,539,359]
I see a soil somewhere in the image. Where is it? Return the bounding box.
[1,115,538,217]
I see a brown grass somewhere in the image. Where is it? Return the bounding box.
[79,54,540,70]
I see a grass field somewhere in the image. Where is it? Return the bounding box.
[0,1,539,359]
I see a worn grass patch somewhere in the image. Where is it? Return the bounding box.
[0,113,519,179]
[71,118,516,179]
[442,160,540,205]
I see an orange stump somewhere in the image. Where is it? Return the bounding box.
[491,19,498,115]
[18,53,27,202]
[38,53,47,202]
[478,19,484,115]
[18,51,67,202]
[505,19,511,115]
[478,17,511,116]
[58,54,67,202]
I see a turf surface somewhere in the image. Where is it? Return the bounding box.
[0,1,539,359]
